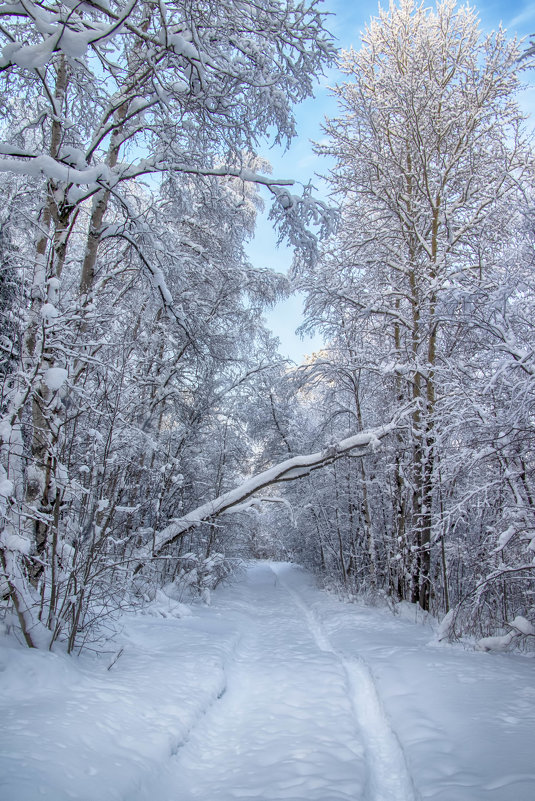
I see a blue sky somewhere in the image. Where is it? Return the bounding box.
[247,0,535,363]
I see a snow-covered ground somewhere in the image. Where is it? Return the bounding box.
[1,562,534,801]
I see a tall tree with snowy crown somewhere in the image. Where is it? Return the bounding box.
[300,0,532,610]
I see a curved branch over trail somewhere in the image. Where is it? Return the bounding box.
[134,419,399,571]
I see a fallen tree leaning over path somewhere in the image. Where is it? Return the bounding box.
[134,418,400,573]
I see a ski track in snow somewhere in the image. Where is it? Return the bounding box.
[272,564,417,801]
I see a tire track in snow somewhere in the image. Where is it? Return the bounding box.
[273,566,418,801]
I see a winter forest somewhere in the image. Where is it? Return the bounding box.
[1,0,535,659]
[3,0,535,798]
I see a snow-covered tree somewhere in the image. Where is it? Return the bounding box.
[0,0,336,649]
[296,0,534,621]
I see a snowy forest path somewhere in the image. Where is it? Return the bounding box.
[3,561,535,801]
[132,562,416,801]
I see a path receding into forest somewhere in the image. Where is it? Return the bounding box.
[1,562,535,801]
[132,562,416,801]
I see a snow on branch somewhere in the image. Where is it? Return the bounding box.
[0,154,112,185]
[133,417,401,571]
[0,150,297,197]
[0,0,139,69]
[223,495,297,526]
[477,616,535,652]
